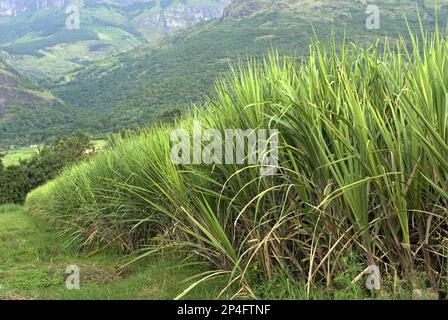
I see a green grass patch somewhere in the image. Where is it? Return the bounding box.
[92,139,108,150]
[1,147,38,167]
[0,206,228,300]
[1,140,107,167]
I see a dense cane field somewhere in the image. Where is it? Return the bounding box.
[26,26,448,299]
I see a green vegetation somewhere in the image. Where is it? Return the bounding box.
[40,1,448,144]
[0,131,93,204]
[26,26,448,299]
[0,0,231,148]
[0,57,65,149]
[1,1,447,147]
[2,30,99,57]
[0,205,229,300]
[0,147,38,167]
[92,139,108,150]
[0,0,229,80]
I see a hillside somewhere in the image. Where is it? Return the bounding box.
[1,0,447,146]
[47,0,448,134]
[0,58,65,148]
[0,0,67,17]
[0,0,230,80]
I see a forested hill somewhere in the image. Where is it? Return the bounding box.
[0,58,65,148]
[1,0,448,147]
[0,0,230,80]
[48,0,448,135]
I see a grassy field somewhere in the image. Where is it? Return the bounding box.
[0,205,227,300]
[0,140,107,167]
[0,147,38,167]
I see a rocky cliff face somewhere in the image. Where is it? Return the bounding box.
[0,0,66,17]
[0,0,226,21]
[136,5,224,34]
[222,0,448,21]
[0,0,226,33]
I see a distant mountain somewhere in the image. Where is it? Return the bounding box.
[223,0,302,20]
[0,0,230,80]
[1,0,448,147]
[46,0,448,133]
[0,0,66,17]
[223,0,446,20]
[0,57,66,148]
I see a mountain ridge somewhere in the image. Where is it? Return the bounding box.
[0,57,61,112]
[0,0,230,79]
[0,0,66,17]
[46,1,447,131]
[1,0,448,147]
[0,57,65,148]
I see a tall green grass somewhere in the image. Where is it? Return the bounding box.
[26,27,448,298]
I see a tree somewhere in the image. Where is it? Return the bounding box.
[0,132,94,205]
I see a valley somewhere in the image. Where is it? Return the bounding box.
[2,0,447,148]
[0,0,230,80]
[2,0,448,303]
[0,205,228,300]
